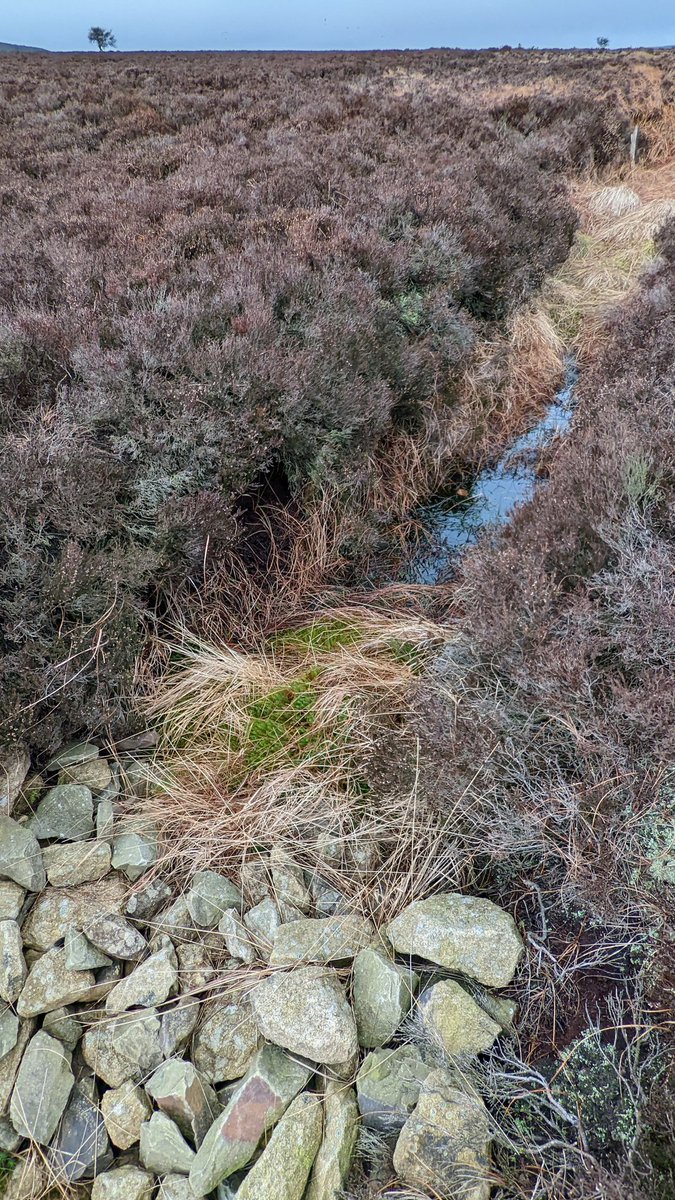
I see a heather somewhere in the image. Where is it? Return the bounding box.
[0,47,657,751]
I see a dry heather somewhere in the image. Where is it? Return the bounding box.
[2,47,674,752]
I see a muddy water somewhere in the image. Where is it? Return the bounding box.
[411,357,578,584]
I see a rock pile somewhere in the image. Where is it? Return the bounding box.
[0,740,525,1200]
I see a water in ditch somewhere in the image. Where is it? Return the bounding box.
[410,356,578,584]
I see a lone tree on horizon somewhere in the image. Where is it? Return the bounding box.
[596,36,610,49]
[88,26,116,51]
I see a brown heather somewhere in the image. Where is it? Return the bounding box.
[2,46,666,752]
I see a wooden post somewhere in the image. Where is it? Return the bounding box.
[630,125,639,166]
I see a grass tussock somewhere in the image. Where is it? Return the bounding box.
[140,609,462,922]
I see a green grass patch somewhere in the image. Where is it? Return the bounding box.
[243,671,352,774]
[271,618,361,656]
[0,1153,16,1196]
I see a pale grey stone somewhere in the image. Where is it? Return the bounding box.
[126,878,172,922]
[0,748,30,816]
[0,816,45,892]
[0,882,24,921]
[176,941,214,991]
[83,913,147,961]
[243,898,280,954]
[186,871,242,929]
[269,914,374,966]
[0,1113,22,1152]
[217,909,255,964]
[111,831,158,882]
[270,849,311,912]
[153,897,195,944]
[101,1080,152,1149]
[16,946,96,1017]
[0,1003,19,1059]
[189,1045,313,1195]
[393,1068,492,1200]
[58,757,113,794]
[159,1175,202,1200]
[356,1045,432,1132]
[192,999,261,1084]
[352,947,418,1048]
[82,1010,163,1088]
[21,876,126,950]
[250,965,357,1064]
[140,1112,195,1174]
[43,839,111,886]
[306,1079,359,1200]
[91,1166,155,1200]
[47,743,100,771]
[239,860,270,906]
[0,921,26,1003]
[106,937,178,1013]
[419,980,502,1057]
[235,1092,323,1200]
[387,893,524,987]
[145,1059,220,1147]
[160,997,201,1058]
[64,926,112,971]
[29,784,94,841]
[97,798,115,843]
[42,1007,83,1051]
[9,1029,74,1144]
[0,1017,34,1112]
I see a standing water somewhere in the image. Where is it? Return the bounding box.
[411,357,578,584]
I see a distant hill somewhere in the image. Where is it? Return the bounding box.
[0,41,48,53]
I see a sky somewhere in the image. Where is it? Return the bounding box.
[3,0,674,53]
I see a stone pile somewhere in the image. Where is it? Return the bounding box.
[0,740,525,1200]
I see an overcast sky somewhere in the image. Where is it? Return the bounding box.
[4,0,674,52]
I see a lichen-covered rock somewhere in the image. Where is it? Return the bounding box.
[243,898,280,953]
[189,1045,313,1195]
[59,757,113,794]
[97,798,115,843]
[101,1080,152,1149]
[47,742,100,771]
[42,1006,82,1051]
[159,1175,202,1200]
[160,996,201,1058]
[0,1017,34,1112]
[82,1010,163,1087]
[29,784,94,841]
[154,897,195,944]
[126,878,173,922]
[306,1079,359,1200]
[49,1082,113,1181]
[111,830,158,881]
[91,1166,155,1200]
[186,871,242,928]
[270,849,311,912]
[146,1059,220,1146]
[352,947,418,1047]
[419,980,501,1056]
[0,1113,21,1153]
[21,876,126,950]
[393,1068,492,1200]
[83,913,147,961]
[64,926,112,971]
[0,921,26,1002]
[0,749,30,816]
[43,840,112,886]
[239,859,271,906]
[192,999,261,1083]
[235,1092,323,1200]
[0,816,45,892]
[250,965,357,1064]
[356,1045,432,1132]
[140,1111,196,1174]
[177,941,214,991]
[9,1030,74,1144]
[217,909,255,964]
[269,914,374,966]
[0,882,24,921]
[387,893,524,987]
[106,937,178,1013]
[0,1003,19,1058]
[16,946,96,1016]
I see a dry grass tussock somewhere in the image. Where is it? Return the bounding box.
[139,609,462,924]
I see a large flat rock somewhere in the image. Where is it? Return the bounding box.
[387,893,523,987]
